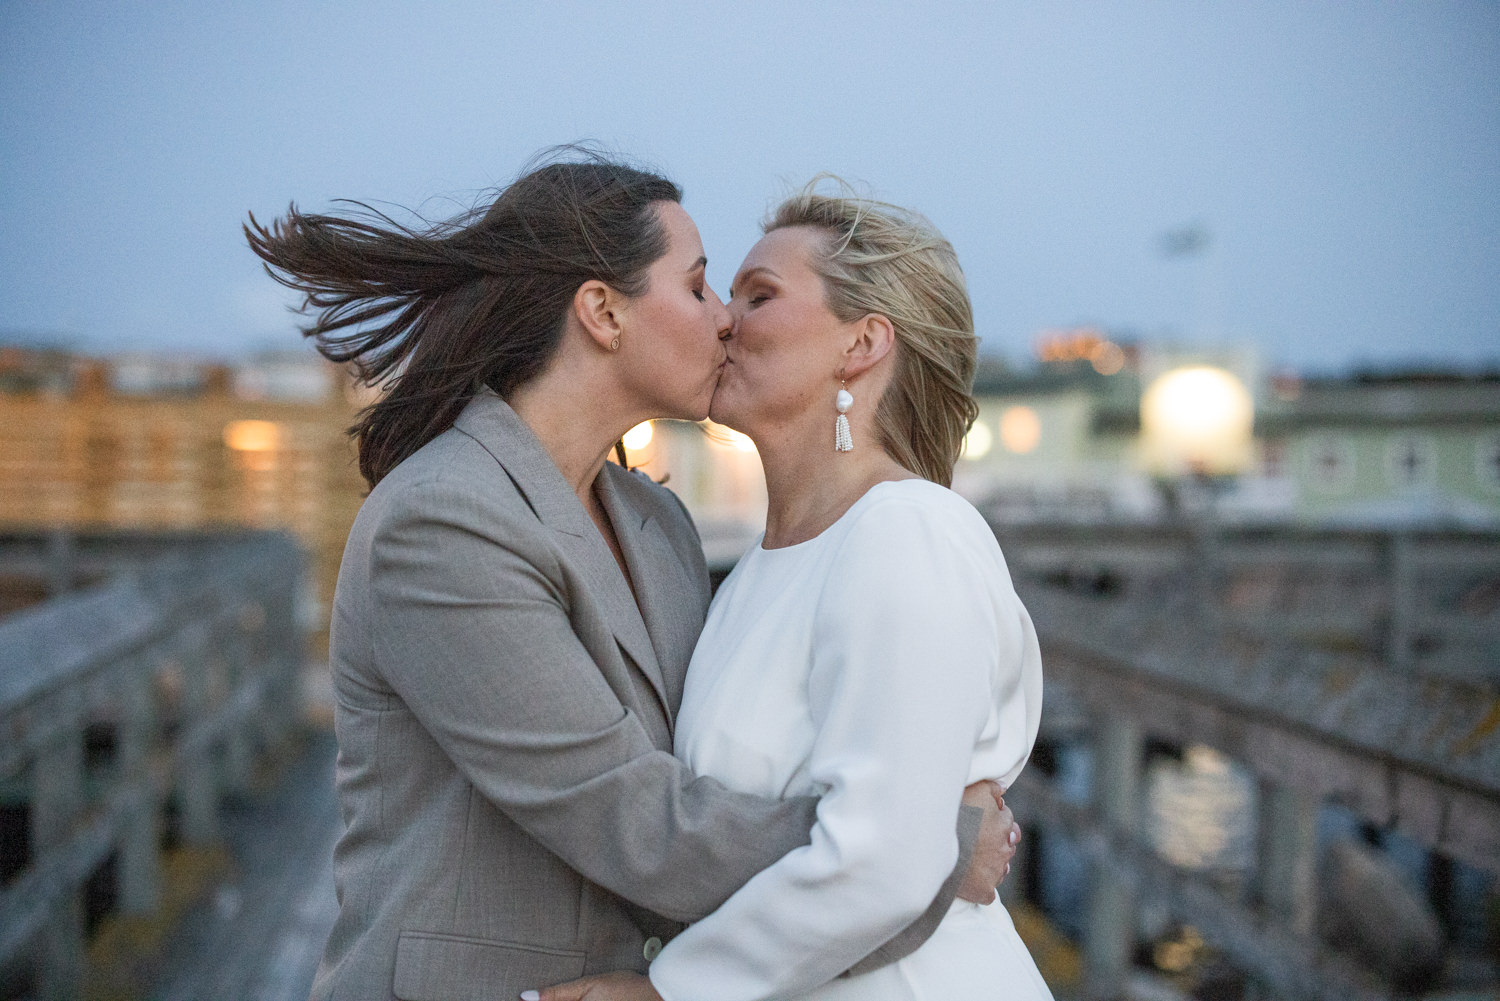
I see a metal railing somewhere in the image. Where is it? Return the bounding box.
[0,531,307,1000]
[990,521,1500,1000]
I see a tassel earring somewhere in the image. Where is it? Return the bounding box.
[835,382,854,452]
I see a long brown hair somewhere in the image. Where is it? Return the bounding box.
[245,151,681,486]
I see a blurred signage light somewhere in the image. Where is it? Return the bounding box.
[1034,327,1129,374]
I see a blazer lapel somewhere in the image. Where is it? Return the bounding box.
[595,462,708,721]
[452,393,670,718]
[595,468,680,697]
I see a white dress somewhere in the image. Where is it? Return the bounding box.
[648,480,1052,1001]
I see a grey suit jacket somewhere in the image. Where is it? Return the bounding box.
[310,392,975,1001]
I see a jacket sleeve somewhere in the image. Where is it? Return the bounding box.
[367,477,817,923]
[648,496,1006,1000]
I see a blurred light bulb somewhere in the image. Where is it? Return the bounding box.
[1141,366,1253,475]
[1090,341,1126,375]
[1000,406,1041,454]
[224,420,280,452]
[623,421,654,451]
[962,421,993,459]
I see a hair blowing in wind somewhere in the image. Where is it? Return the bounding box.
[245,151,681,487]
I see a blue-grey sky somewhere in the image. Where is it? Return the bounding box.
[2,1,1497,374]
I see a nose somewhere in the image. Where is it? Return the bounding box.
[710,288,732,341]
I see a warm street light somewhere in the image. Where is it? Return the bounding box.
[962,421,993,459]
[1140,366,1253,476]
[623,421,654,451]
[1000,406,1042,455]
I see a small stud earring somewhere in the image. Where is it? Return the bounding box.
[609,336,620,352]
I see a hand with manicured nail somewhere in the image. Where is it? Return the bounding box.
[524,971,663,1001]
[956,780,1022,904]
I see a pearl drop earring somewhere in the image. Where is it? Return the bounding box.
[835,382,853,452]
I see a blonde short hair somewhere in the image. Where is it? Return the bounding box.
[766,179,979,486]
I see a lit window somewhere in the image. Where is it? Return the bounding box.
[999,406,1041,454]
[224,420,281,473]
[224,420,281,452]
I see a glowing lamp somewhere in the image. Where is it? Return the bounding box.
[961,421,993,460]
[224,420,281,452]
[623,421,654,451]
[999,406,1041,455]
[1140,366,1253,476]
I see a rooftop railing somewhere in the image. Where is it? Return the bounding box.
[0,530,307,1001]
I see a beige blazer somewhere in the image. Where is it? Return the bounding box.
[310,392,973,1001]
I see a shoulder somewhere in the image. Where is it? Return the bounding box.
[840,479,996,550]
[353,428,543,556]
[816,480,1010,607]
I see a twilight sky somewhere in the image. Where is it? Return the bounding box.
[2,1,1496,375]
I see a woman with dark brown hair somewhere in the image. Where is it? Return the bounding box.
[247,152,1016,1001]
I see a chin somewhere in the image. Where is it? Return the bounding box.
[665,391,714,424]
[706,400,731,426]
[706,389,735,427]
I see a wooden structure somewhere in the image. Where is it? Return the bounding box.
[993,521,1500,1000]
[0,352,367,652]
[0,530,306,1001]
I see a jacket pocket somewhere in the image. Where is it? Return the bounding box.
[393,930,586,1001]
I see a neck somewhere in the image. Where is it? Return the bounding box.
[506,360,638,505]
[756,413,914,549]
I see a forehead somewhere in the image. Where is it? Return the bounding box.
[737,225,826,277]
[653,200,704,260]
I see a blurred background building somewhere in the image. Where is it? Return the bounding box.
[4,335,1500,1001]
[0,345,368,649]
[3,334,1498,1001]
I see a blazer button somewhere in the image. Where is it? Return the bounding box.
[642,936,663,962]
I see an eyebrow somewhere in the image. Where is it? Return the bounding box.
[729,265,779,297]
[686,256,707,272]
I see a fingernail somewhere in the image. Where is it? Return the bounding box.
[1009,829,1018,845]
[521,992,540,1001]
[1005,862,1011,874]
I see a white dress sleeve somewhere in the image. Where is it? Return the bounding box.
[648,493,1020,1001]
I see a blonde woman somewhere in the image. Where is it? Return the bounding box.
[536,186,1051,1001]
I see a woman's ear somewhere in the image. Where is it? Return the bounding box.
[572,280,624,352]
[841,313,896,381]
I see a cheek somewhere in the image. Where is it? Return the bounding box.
[734,338,822,415]
[657,300,716,358]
